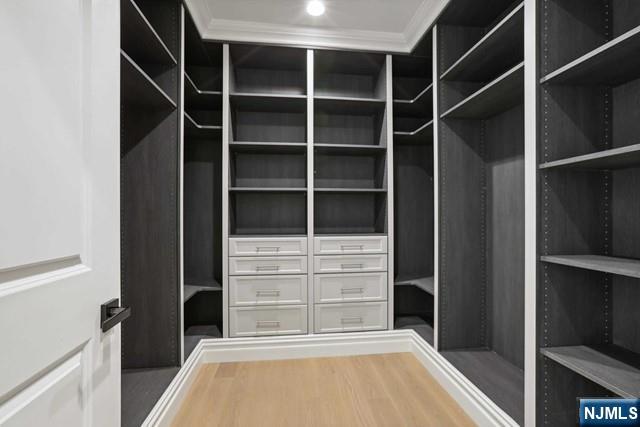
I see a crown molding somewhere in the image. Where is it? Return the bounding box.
[184,0,450,53]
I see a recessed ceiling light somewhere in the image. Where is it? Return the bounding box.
[306,0,325,16]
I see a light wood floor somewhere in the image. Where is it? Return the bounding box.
[172,353,475,427]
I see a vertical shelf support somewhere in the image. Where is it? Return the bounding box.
[307,49,315,333]
[222,43,230,338]
[432,26,441,351]
[385,54,395,329]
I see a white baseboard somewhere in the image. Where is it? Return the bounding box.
[143,330,518,427]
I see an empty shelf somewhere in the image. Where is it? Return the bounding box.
[229,141,307,153]
[184,282,221,303]
[541,255,640,278]
[229,187,307,192]
[230,93,307,112]
[393,84,433,117]
[122,367,179,427]
[184,325,222,359]
[121,51,176,111]
[541,346,640,398]
[441,3,524,82]
[184,73,221,109]
[315,96,385,115]
[442,349,524,425]
[441,62,524,119]
[314,143,386,155]
[395,316,434,345]
[393,121,433,145]
[184,112,222,138]
[314,188,387,193]
[121,0,176,66]
[541,25,640,86]
[395,276,434,295]
[539,144,640,170]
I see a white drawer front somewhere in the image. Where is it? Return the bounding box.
[314,236,387,255]
[230,237,307,257]
[229,256,307,276]
[315,273,387,303]
[229,305,308,337]
[314,254,387,273]
[230,275,307,306]
[314,302,387,333]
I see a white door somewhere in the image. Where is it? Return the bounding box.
[0,0,121,426]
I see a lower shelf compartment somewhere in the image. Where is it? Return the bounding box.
[184,281,222,303]
[394,315,433,345]
[442,349,524,425]
[184,324,222,360]
[395,276,434,295]
[122,367,179,427]
[541,345,640,398]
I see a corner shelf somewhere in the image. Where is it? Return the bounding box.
[539,144,640,170]
[540,254,640,279]
[541,346,640,398]
[121,51,176,111]
[441,2,524,82]
[540,25,640,86]
[184,112,221,138]
[393,84,433,117]
[184,282,222,303]
[121,0,177,66]
[441,62,524,119]
[184,73,221,109]
[395,276,434,295]
[393,121,433,145]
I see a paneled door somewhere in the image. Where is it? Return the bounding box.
[0,0,121,425]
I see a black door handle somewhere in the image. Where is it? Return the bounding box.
[101,298,131,332]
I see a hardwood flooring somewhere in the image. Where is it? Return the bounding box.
[171,353,475,426]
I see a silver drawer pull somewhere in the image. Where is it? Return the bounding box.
[341,287,364,294]
[256,320,280,328]
[256,265,280,272]
[256,246,280,253]
[341,263,363,270]
[341,316,363,324]
[341,244,364,251]
[256,289,281,296]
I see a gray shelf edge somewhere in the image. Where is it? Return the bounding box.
[395,276,434,295]
[539,143,640,170]
[541,346,640,398]
[314,188,388,193]
[394,120,433,136]
[184,282,222,303]
[230,92,307,100]
[184,73,222,96]
[393,83,433,104]
[229,187,308,192]
[184,112,222,131]
[124,0,177,66]
[440,62,524,119]
[540,254,640,278]
[314,143,387,151]
[540,25,640,84]
[121,50,177,110]
[440,2,524,80]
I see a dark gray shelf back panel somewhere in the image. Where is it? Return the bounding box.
[231,97,307,143]
[231,151,306,188]
[315,151,385,189]
[230,44,306,95]
[184,138,222,288]
[230,192,307,235]
[315,192,387,234]
[314,101,386,146]
[314,50,386,99]
[394,144,434,281]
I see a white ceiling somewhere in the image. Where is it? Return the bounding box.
[186,0,450,53]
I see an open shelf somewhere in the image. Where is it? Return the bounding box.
[314,50,386,99]
[393,84,432,117]
[315,148,385,190]
[315,97,386,147]
[541,25,640,86]
[315,188,387,193]
[121,51,176,111]
[184,282,221,303]
[540,255,640,279]
[539,144,640,170]
[184,112,221,138]
[230,44,307,95]
[314,96,385,114]
[230,92,307,110]
[442,349,524,424]
[229,141,307,153]
[184,73,221,109]
[121,0,177,67]
[441,62,524,119]
[184,325,222,359]
[541,345,640,398]
[395,276,434,295]
[229,187,306,193]
[393,121,433,145]
[395,316,434,345]
[314,143,386,154]
[441,3,524,82]
[231,147,306,189]
[315,192,386,235]
[230,191,307,236]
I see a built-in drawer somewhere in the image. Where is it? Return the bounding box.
[314,254,387,274]
[229,256,307,276]
[229,237,307,257]
[314,272,387,303]
[229,305,308,337]
[314,302,387,333]
[314,236,387,255]
[229,275,307,307]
